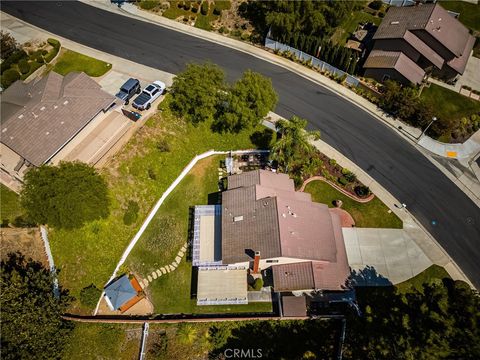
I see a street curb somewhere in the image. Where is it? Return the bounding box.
[79,1,480,205]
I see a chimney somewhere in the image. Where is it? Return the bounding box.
[253,251,261,274]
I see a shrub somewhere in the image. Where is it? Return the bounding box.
[156,138,171,152]
[213,6,221,15]
[231,29,242,37]
[201,1,209,15]
[1,68,20,88]
[344,171,357,183]
[35,54,45,64]
[47,38,60,49]
[79,284,101,308]
[1,49,27,74]
[18,59,30,74]
[44,47,59,63]
[21,61,42,80]
[338,177,348,186]
[218,26,228,34]
[378,11,385,18]
[369,0,383,10]
[328,158,337,166]
[354,185,371,197]
[177,1,185,8]
[123,200,139,225]
[240,32,250,41]
[253,278,264,291]
[139,0,159,10]
[191,4,199,13]
[148,168,157,180]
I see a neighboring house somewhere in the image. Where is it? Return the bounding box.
[0,71,115,182]
[104,274,144,312]
[363,3,475,84]
[192,170,350,306]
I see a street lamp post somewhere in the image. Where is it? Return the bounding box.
[417,116,437,142]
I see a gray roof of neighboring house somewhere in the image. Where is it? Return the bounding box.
[222,170,343,265]
[374,4,471,58]
[364,50,426,84]
[104,275,138,310]
[0,71,115,166]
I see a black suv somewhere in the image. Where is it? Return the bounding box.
[115,78,141,105]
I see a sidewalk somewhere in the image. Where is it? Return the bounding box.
[1,6,475,287]
[267,112,474,287]
[78,0,480,205]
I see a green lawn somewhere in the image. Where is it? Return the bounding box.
[127,155,272,314]
[421,84,480,141]
[396,264,451,294]
[0,185,23,226]
[331,10,382,45]
[50,94,268,314]
[304,180,402,228]
[422,84,480,121]
[439,1,480,32]
[194,4,220,31]
[52,49,111,77]
[62,323,140,360]
[163,1,191,19]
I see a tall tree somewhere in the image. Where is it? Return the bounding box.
[0,31,18,60]
[214,71,278,133]
[0,253,74,359]
[20,161,110,229]
[271,115,320,173]
[170,63,225,124]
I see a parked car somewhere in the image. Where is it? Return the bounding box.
[115,78,141,105]
[132,81,165,110]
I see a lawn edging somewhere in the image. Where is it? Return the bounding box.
[299,176,375,203]
[94,148,269,315]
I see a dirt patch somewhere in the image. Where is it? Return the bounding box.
[0,227,48,266]
[189,155,216,178]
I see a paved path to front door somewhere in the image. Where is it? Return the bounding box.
[343,228,433,285]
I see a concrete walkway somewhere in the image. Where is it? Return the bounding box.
[76,0,480,205]
[343,228,432,285]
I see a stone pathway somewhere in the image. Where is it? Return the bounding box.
[139,243,188,289]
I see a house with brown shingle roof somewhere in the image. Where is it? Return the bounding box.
[363,3,475,84]
[0,71,115,182]
[193,169,350,305]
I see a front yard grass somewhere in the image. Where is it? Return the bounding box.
[50,94,268,314]
[395,264,451,294]
[421,84,480,121]
[304,180,402,229]
[421,84,480,141]
[52,49,111,77]
[127,155,272,313]
[331,10,381,45]
[0,185,23,226]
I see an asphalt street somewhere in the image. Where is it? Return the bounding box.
[2,1,479,288]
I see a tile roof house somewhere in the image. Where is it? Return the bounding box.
[363,3,475,84]
[193,169,350,304]
[0,71,115,181]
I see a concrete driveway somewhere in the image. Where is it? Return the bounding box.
[343,228,433,285]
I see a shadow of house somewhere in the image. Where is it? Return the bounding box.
[349,266,393,287]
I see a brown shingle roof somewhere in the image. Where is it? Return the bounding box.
[222,170,347,265]
[0,72,115,166]
[374,4,471,58]
[364,50,426,84]
[282,296,307,317]
[272,262,315,292]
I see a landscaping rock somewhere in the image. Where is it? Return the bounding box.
[175,256,182,264]
[161,267,167,274]
[152,271,158,279]
[156,269,162,277]
[147,275,153,282]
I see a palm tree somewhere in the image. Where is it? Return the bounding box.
[271,115,320,172]
[176,323,198,344]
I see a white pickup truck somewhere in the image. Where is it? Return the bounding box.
[132,81,165,110]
